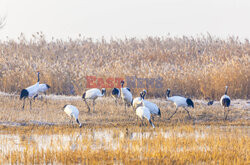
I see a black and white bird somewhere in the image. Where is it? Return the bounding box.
[133,90,161,120]
[82,88,106,112]
[62,105,82,128]
[135,93,155,128]
[220,86,231,120]
[207,100,214,106]
[166,89,194,120]
[111,88,120,105]
[33,84,51,101]
[20,71,40,110]
[120,80,133,111]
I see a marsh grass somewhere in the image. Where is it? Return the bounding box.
[0,94,249,164]
[0,34,249,98]
[0,124,248,164]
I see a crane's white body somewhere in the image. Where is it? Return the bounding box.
[26,82,39,98]
[133,97,143,109]
[63,105,82,127]
[38,84,50,93]
[64,105,79,120]
[167,96,188,108]
[133,97,160,115]
[84,88,104,100]
[136,106,155,128]
[220,95,230,106]
[121,87,133,105]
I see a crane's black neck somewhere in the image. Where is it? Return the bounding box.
[37,72,40,82]
[225,87,228,95]
[166,90,170,98]
[140,92,145,100]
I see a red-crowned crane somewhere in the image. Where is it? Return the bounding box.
[120,80,133,111]
[82,88,106,112]
[220,86,231,120]
[166,89,194,120]
[133,90,161,120]
[20,71,40,110]
[135,92,155,128]
[62,104,82,128]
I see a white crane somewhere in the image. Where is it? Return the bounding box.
[82,88,106,112]
[166,89,194,120]
[20,71,40,110]
[62,104,82,128]
[132,92,144,109]
[120,80,133,111]
[33,84,51,102]
[220,86,231,120]
[133,90,161,120]
[135,92,155,128]
[111,88,120,105]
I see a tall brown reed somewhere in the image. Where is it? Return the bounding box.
[0,33,249,99]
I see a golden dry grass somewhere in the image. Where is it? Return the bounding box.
[0,94,248,126]
[0,34,249,99]
[0,123,249,164]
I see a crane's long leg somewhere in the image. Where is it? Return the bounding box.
[30,99,32,110]
[124,102,127,111]
[224,108,230,120]
[168,108,178,120]
[184,108,192,119]
[22,99,26,110]
[93,100,95,112]
[223,107,226,120]
[84,99,91,112]
[45,92,47,104]
[69,116,73,126]
[151,115,155,122]
[115,98,118,106]
[137,116,139,126]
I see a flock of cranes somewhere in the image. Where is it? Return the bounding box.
[19,71,232,128]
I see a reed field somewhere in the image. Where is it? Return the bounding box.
[0,33,249,99]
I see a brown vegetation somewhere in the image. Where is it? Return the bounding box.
[0,33,249,99]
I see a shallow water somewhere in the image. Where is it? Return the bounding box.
[0,125,248,154]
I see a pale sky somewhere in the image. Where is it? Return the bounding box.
[0,0,249,41]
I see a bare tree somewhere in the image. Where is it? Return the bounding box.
[0,15,6,29]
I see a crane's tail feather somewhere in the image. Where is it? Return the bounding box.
[82,93,86,99]
[158,108,161,117]
[20,89,28,100]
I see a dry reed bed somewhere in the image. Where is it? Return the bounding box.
[0,125,249,164]
[0,34,249,98]
[0,94,248,126]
